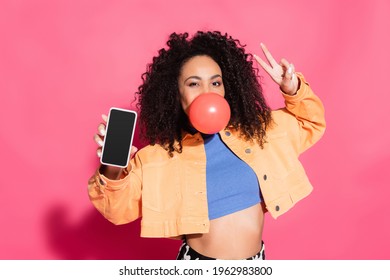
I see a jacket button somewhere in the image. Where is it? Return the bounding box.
[275,205,280,211]
[263,174,267,181]
[225,131,231,136]
[245,148,251,154]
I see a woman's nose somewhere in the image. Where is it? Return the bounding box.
[201,84,211,93]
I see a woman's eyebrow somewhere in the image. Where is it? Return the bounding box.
[184,76,201,83]
[210,74,222,79]
[184,74,222,83]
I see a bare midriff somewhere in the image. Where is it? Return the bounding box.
[185,203,264,259]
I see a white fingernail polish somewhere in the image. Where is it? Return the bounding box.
[98,140,104,146]
[288,65,293,75]
[99,129,106,136]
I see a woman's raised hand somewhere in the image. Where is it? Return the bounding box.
[254,43,299,96]
[94,114,108,159]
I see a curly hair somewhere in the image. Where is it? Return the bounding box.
[135,31,272,156]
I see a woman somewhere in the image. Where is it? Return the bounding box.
[88,31,326,260]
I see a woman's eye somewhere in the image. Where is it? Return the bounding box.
[212,81,222,86]
[188,82,198,87]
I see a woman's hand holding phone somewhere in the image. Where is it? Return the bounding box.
[94,113,138,180]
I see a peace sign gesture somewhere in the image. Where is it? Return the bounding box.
[254,43,299,96]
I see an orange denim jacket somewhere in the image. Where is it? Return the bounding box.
[88,73,326,239]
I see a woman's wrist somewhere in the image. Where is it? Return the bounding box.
[281,76,301,96]
[99,164,123,180]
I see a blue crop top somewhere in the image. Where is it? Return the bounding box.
[202,133,261,220]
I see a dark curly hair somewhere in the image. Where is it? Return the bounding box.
[135,31,272,156]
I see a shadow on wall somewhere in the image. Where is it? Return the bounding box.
[44,205,181,260]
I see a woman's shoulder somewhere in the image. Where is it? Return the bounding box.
[138,143,166,154]
[270,108,297,127]
[136,143,174,162]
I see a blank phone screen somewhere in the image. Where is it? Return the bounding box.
[101,108,137,167]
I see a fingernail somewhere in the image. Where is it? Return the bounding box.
[99,128,106,136]
[98,140,104,146]
[97,150,102,157]
[287,65,293,75]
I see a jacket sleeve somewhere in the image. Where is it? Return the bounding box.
[87,153,143,225]
[278,73,326,154]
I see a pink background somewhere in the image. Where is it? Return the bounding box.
[1,0,389,260]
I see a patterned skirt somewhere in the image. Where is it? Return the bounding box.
[176,239,265,260]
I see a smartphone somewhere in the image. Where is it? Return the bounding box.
[100,107,137,168]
